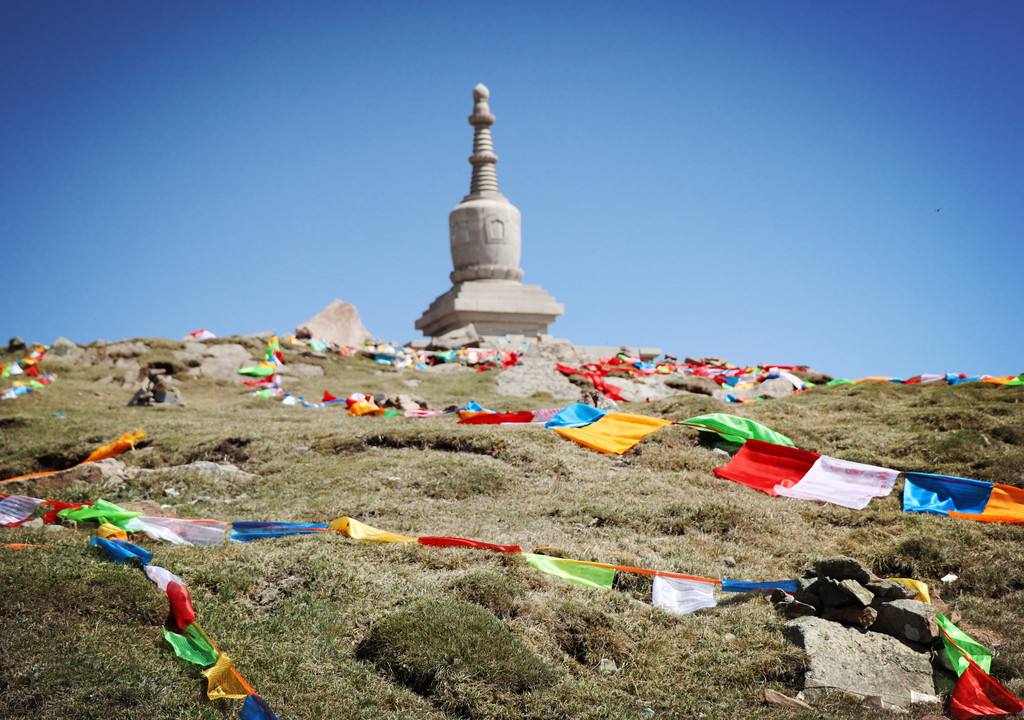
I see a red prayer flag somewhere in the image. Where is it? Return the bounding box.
[166,581,196,631]
[458,411,535,425]
[42,499,89,524]
[322,390,338,403]
[950,658,1024,720]
[712,439,821,496]
[418,536,523,553]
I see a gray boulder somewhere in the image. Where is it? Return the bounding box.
[496,354,581,401]
[665,374,720,396]
[296,299,373,347]
[811,578,875,608]
[866,578,919,602]
[813,557,878,585]
[784,616,934,708]
[755,377,796,399]
[871,599,937,646]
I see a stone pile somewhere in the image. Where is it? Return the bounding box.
[778,557,943,711]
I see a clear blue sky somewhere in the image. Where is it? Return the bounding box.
[2,1,1021,377]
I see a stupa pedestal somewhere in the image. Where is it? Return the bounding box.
[416,84,562,339]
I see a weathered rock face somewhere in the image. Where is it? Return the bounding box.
[173,343,251,382]
[784,616,935,707]
[665,374,720,396]
[812,557,877,585]
[811,578,875,608]
[296,299,373,348]
[496,354,581,401]
[871,599,937,646]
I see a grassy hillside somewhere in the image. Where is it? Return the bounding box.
[2,340,1023,719]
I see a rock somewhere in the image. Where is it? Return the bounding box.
[29,459,127,493]
[861,695,907,714]
[795,369,833,384]
[175,342,251,382]
[296,299,373,347]
[810,578,874,608]
[871,600,937,646]
[607,375,677,403]
[865,578,919,602]
[783,600,818,619]
[7,336,27,352]
[813,557,877,585]
[598,657,617,674]
[394,394,424,411]
[664,375,720,396]
[784,616,935,708]
[496,354,581,401]
[763,688,813,711]
[721,556,736,568]
[431,323,481,349]
[50,337,83,360]
[128,373,185,406]
[823,605,878,629]
[105,341,150,358]
[755,377,797,399]
[120,500,173,517]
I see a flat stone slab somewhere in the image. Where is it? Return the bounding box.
[784,616,935,708]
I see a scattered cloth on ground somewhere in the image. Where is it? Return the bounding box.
[937,614,992,676]
[329,516,417,543]
[458,411,535,424]
[544,402,606,429]
[522,553,616,589]
[652,574,717,615]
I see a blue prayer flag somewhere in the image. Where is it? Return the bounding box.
[721,578,799,593]
[544,403,607,429]
[902,472,993,516]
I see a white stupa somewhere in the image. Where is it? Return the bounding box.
[415,84,563,339]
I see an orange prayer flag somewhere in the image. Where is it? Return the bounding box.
[949,483,1024,524]
[328,516,417,543]
[84,429,145,463]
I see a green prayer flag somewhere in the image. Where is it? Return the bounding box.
[1006,377,1024,387]
[680,413,794,447]
[826,378,855,386]
[936,613,992,677]
[58,498,141,528]
[163,624,218,667]
[238,364,276,378]
[523,553,615,589]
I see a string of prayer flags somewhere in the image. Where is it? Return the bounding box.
[679,413,795,447]
[89,536,154,565]
[163,624,219,667]
[522,553,617,589]
[329,516,417,543]
[721,578,799,593]
[97,521,129,540]
[229,521,328,542]
[1,429,144,486]
[418,536,523,553]
[652,574,717,615]
[553,412,673,454]
[203,652,252,700]
[904,472,1024,523]
[145,564,184,592]
[937,614,992,676]
[458,411,535,424]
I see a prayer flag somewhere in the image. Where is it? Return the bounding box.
[97,521,128,540]
[202,652,251,700]
[937,614,992,676]
[89,536,153,565]
[229,521,328,542]
[459,411,535,424]
[0,495,42,526]
[240,694,280,720]
[554,413,673,455]
[544,403,607,429]
[774,455,899,510]
[329,516,417,543]
[59,499,141,528]
[163,624,218,667]
[949,483,1024,524]
[887,578,930,603]
[652,575,717,615]
[166,581,196,631]
[712,440,820,496]
[84,429,145,463]
[125,516,229,545]
[949,658,1024,720]
[145,565,184,592]
[679,413,794,447]
[418,536,522,553]
[522,553,615,589]
[902,472,994,516]
[721,579,799,593]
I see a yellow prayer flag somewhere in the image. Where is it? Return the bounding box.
[328,516,417,543]
[554,413,673,455]
[202,652,250,700]
[887,578,931,603]
[97,521,128,541]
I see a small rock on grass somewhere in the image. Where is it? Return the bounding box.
[764,688,812,710]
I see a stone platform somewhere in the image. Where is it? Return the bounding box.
[415,279,563,337]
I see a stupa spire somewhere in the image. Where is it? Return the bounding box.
[466,83,501,198]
